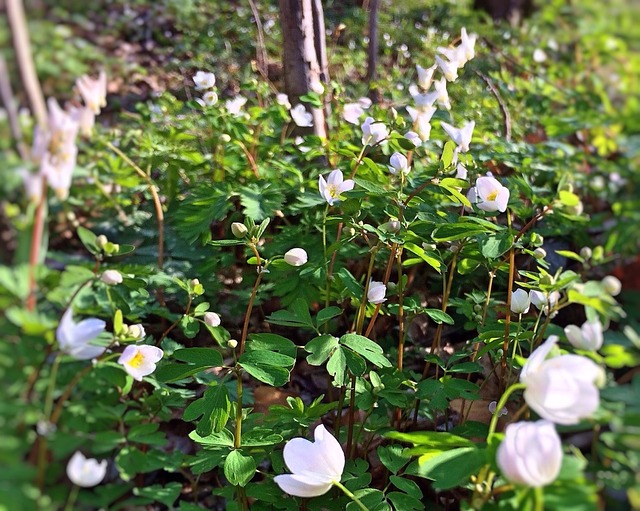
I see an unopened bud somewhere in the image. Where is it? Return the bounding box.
[284,248,308,267]
[602,275,622,296]
[220,134,231,143]
[579,247,592,260]
[228,339,238,349]
[128,324,146,339]
[101,269,123,285]
[382,220,401,233]
[96,235,108,248]
[204,312,221,327]
[533,247,547,259]
[231,222,248,238]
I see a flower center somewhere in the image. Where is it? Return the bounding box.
[486,190,499,201]
[326,184,341,199]
[128,350,145,368]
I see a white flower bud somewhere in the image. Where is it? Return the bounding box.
[532,248,546,259]
[367,280,387,304]
[602,275,621,296]
[127,324,146,340]
[228,339,238,349]
[101,270,123,286]
[284,248,308,267]
[204,312,221,327]
[96,235,108,248]
[579,247,592,260]
[231,222,248,238]
[510,289,530,314]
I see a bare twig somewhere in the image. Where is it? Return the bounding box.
[476,71,511,142]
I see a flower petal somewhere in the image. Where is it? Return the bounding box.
[274,474,333,497]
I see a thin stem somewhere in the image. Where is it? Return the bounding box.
[346,375,357,459]
[500,246,516,391]
[26,178,47,311]
[234,367,244,449]
[487,383,526,439]
[333,480,370,511]
[63,485,79,511]
[322,204,331,311]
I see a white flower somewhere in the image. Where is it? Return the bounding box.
[310,80,325,95]
[66,451,107,487]
[193,71,216,91]
[530,290,560,315]
[319,169,355,206]
[440,120,475,152]
[388,152,410,176]
[57,309,106,360]
[284,248,308,266]
[225,96,247,116]
[291,104,313,127]
[69,105,96,137]
[488,401,508,417]
[409,85,438,110]
[433,77,451,110]
[76,71,107,114]
[195,90,218,107]
[117,345,164,381]
[455,163,468,181]
[274,424,345,497]
[361,117,389,146]
[520,336,601,425]
[295,136,311,153]
[404,131,421,147]
[367,280,387,304]
[510,289,531,314]
[128,324,146,340]
[204,312,222,327]
[601,275,622,296]
[496,420,562,487]
[475,176,510,213]
[414,114,433,142]
[358,97,372,109]
[276,93,291,110]
[416,63,438,90]
[565,319,604,351]
[343,102,366,125]
[100,269,123,285]
[533,48,547,63]
[20,169,44,202]
[435,55,459,82]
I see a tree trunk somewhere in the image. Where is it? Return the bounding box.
[278,0,328,137]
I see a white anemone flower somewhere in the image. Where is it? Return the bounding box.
[530,290,560,315]
[565,319,604,351]
[225,96,247,116]
[343,102,366,125]
[416,63,438,90]
[361,117,389,146]
[318,169,355,206]
[408,85,439,110]
[459,28,477,63]
[510,288,531,314]
[100,269,123,285]
[66,451,107,488]
[404,131,421,147]
[440,120,475,152]
[388,152,410,176]
[117,345,164,381]
[274,424,345,497]
[520,336,602,425]
[496,420,562,487]
[57,309,106,360]
[276,93,291,110]
[367,280,387,304]
[76,71,107,114]
[284,248,308,266]
[291,104,314,127]
[406,105,436,123]
[196,90,219,107]
[193,71,216,91]
[475,176,510,213]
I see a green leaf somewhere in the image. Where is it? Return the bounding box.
[378,445,410,475]
[385,430,475,449]
[441,140,457,168]
[340,334,392,368]
[432,223,488,242]
[77,226,99,255]
[189,428,235,448]
[403,243,442,273]
[266,298,314,329]
[128,423,166,446]
[224,450,256,487]
[479,232,514,260]
[327,347,348,386]
[133,482,182,506]
[407,446,486,490]
[246,333,297,359]
[424,309,454,325]
[305,335,339,365]
[315,306,343,326]
[155,348,224,383]
[239,350,295,386]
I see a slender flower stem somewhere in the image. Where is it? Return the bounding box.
[487,383,526,439]
[63,485,79,511]
[500,246,516,391]
[333,480,370,511]
[322,204,331,311]
[26,178,48,312]
[234,367,244,449]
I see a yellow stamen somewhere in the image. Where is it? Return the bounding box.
[128,350,145,368]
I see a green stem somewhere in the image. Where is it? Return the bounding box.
[322,204,331,311]
[487,383,526,440]
[533,486,544,511]
[234,368,243,449]
[43,354,61,420]
[63,485,79,511]
[333,480,370,511]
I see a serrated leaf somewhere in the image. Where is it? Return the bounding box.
[340,334,392,368]
[305,335,339,365]
[224,450,256,487]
